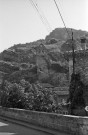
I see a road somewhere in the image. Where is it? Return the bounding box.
[0,119,71,135]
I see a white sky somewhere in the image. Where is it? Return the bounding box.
[0,0,88,52]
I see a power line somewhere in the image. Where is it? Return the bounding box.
[30,0,51,32]
[53,0,71,39]
[30,0,46,27]
[29,0,52,33]
[35,1,52,32]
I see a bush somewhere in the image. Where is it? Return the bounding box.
[0,80,62,113]
[0,81,28,108]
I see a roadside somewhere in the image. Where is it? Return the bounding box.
[0,116,71,135]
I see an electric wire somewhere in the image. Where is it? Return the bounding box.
[35,1,52,32]
[29,0,71,39]
[53,0,71,39]
[29,0,52,33]
[30,0,51,32]
[30,0,47,29]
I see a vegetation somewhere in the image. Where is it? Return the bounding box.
[0,79,61,112]
[46,38,58,44]
[45,28,88,42]
[67,73,85,115]
[0,28,88,113]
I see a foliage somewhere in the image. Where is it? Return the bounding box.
[46,38,58,44]
[7,67,38,83]
[61,39,77,52]
[50,63,68,73]
[49,72,68,87]
[0,80,9,107]
[0,80,60,112]
[0,61,19,74]
[26,83,56,112]
[67,73,85,114]
[0,80,28,108]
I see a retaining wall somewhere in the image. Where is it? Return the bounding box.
[0,106,88,135]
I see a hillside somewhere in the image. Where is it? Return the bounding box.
[45,28,88,51]
[45,28,88,42]
[0,27,88,87]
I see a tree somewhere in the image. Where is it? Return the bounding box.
[0,80,10,107]
[27,84,54,112]
[67,73,85,115]
[7,83,26,108]
[0,80,28,108]
[0,79,61,113]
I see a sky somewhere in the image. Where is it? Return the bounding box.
[0,0,88,52]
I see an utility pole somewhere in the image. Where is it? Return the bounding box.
[71,29,75,74]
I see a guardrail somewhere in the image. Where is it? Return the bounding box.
[0,106,88,135]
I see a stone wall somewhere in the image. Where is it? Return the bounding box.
[0,107,88,135]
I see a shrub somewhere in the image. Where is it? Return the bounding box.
[0,80,61,113]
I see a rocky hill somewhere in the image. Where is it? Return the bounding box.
[45,28,88,42]
[0,28,88,87]
[45,28,88,51]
